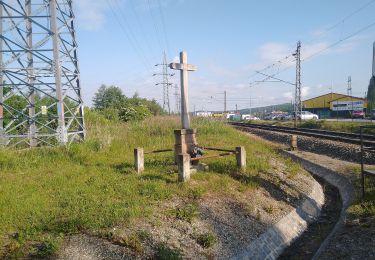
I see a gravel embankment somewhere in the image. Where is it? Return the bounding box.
[235,126,375,164]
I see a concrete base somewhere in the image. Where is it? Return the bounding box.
[178,153,191,182]
[174,129,198,164]
[190,162,209,174]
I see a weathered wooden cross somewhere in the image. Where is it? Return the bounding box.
[169,51,197,129]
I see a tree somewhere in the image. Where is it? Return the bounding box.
[92,85,125,110]
[367,77,375,113]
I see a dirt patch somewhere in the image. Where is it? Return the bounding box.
[57,158,315,259]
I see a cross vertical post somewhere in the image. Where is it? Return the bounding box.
[180,52,190,129]
[169,51,197,129]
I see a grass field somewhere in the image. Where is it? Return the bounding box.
[248,119,375,134]
[0,111,305,258]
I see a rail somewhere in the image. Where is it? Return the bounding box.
[229,122,375,147]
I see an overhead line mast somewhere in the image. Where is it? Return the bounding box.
[0,0,85,147]
[293,41,302,127]
[154,52,174,114]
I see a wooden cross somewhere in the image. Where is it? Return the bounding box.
[169,51,197,129]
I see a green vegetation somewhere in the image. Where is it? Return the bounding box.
[0,110,304,257]
[92,85,164,122]
[173,203,199,223]
[194,231,217,248]
[155,243,182,260]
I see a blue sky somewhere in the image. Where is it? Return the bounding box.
[75,0,375,112]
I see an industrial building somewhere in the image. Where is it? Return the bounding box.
[302,93,368,118]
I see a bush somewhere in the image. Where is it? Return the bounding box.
[155,243,182,260]
[118,104,151,122]
[195,232,217,248]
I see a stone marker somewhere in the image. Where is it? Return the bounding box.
[178,153,191,182]
[290,135,298,151]
[236,146,246,170]
[134,147,144,174]
[170,51,199,174]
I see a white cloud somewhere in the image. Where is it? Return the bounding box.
[259,42,292,64]
[172,56,179,63]
[283,91,293,100]
[75,0,109,31]
[302,86,311,98]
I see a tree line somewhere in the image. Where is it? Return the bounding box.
[92,85,165,122]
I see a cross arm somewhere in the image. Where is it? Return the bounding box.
[169,63,197,71]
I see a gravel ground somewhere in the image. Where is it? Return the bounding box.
[56,156,316,259]
[235,126,375,164]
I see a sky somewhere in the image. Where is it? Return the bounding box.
[74,0,375,112]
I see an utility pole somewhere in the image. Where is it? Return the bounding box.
[347,76,352,96]
[224,90,227,113]
[174,84,180,114]
[154,51,174,114]
[293,41,302,128]
[347,76,353,120]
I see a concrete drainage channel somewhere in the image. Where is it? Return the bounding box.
[233,150,354,260]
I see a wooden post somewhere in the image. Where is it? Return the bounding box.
[290,135,298,151]
[236,146,246,170]
[178,153,191,182]
[134,148,144,174]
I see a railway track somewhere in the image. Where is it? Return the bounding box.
[229,122,375,147]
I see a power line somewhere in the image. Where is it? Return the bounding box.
[156,0,171,58]
[112,0,154,67]
[249,20,375,88]
[147,0,164,53]
[105,0,153,71]
[127,0,158,61]
[303,20,375,62]
[249,1,375,81]
[313,0,375,39]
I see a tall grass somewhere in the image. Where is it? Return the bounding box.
[0,112,296,257]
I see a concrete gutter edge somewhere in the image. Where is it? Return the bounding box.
[232,165,325,260]
[280,150,354,260]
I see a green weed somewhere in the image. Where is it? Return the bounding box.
[194,231,217,248]
[155,243,182,260]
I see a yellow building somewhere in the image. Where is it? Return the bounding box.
[302,93,367,118]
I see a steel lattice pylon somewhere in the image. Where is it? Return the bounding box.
[0,0,85,147]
